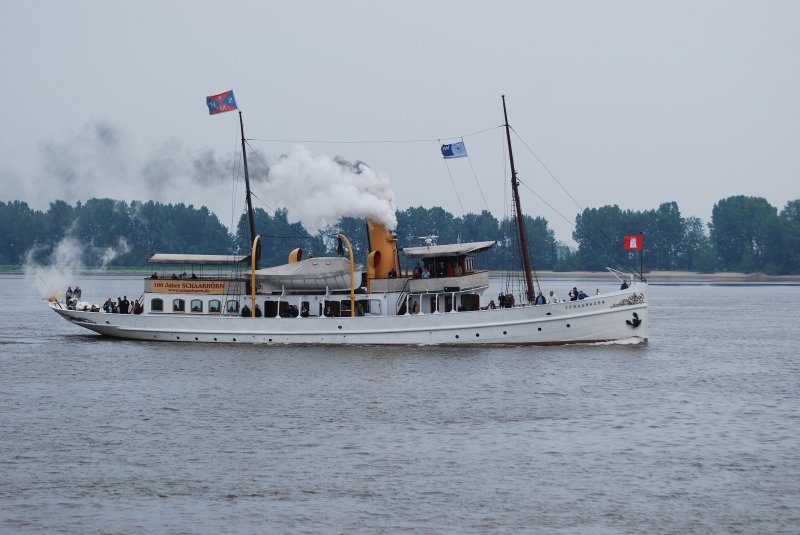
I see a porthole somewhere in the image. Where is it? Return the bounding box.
[213,337,217,341]
[232,338,237,342]
[503,331,507,335]
[475,333,480,337]
[566,324,571,328]
[455,334,460,339]
[538,327,542,331]
[194,337,198,341]
[338,325,342,330]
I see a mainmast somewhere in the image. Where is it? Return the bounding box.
[502,95,534,303]
[239,111,259,270]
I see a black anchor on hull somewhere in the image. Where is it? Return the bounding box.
[626,312,642,328]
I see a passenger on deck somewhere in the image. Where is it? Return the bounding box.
[171,273,178,279]
[103,298,114,313]
[73,286,82,299]
[254,304,262,317]
[66,287,73,302]
[506,293,515,308]
[300,304,309,317]
[422,266,431,279]
[620,279,630,290]
[498,293,505,308]
[133,300,143,314]
[454,263,463,277]
[578,290,588,300]
[535,291,547,305]
[569,287,578,301]
[120,296,130,314]
[323,306,333,317]
[446,263,454,277]
[488,300,497,309]
[388,267,397,278]
[151,272,158,279]
[549,290,558,303]
[241,304,251,317]
[190,273,198,279]
[412,266,421,279]
[436,262,446,277]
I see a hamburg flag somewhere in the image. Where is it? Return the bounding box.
[441,141,468,159]
[624,234,643,250]
[206,90,238,115]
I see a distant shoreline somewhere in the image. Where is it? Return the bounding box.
[528,270,800,283]
[4,265,800,282]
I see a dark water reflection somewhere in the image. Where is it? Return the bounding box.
[1,274,798,534]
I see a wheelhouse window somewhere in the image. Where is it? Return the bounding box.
[151,298,163,312]
[209,300,221,314]
[190,299,203,313]
[173,299,185,312]
[226,300,239,314]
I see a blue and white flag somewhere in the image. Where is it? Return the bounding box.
[441,141,468,159]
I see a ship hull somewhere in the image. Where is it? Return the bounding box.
[50,286,648,346]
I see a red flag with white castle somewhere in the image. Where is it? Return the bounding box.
[624,234,643,250]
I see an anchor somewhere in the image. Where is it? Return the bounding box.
[626,312,642,328]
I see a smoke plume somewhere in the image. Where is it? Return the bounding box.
[263,146,397,235]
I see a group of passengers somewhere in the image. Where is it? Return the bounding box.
[411,260,463,279]
[100,296,142,314]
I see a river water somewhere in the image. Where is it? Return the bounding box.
[1,274,799,534]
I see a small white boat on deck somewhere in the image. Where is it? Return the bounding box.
[49,97,648,345]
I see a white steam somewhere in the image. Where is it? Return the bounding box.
[263,146,397,235]
[25,237,85,299]
[25,236,132,299]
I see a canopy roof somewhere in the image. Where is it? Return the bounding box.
[252,257,362,291]
[402,240,496,259]
[253,257,362,278]
[148,253,251,265]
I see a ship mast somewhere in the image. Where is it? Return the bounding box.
[239,111,259,270]
[502,95,534,303]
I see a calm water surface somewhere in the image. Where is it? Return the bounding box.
[1,274,799,534]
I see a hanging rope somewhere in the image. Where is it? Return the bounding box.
[438,139,466,216]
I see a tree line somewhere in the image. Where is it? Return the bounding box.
[2,195,798,274]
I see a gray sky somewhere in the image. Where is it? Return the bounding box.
[2,0,798,245]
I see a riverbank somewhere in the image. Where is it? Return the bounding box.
[3,265,799,282]
[531,270,800,283]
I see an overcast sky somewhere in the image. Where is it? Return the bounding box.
[1,0,798,245]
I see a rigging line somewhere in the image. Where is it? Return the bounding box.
[438,139,466,216]
[244,125,504,145]
[511,132,644,276]
[463,136,490,212]
[439,125,505,142]
[509,126,585,213]
[516,178,577,230]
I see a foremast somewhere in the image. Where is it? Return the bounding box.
[239,110,259,270]
[502,95,535,303]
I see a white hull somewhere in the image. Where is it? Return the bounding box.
[51,284,648,346]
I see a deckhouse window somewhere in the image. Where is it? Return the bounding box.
[209,300,221,314]
[173,299,185,312]
[226,300,239,314]
[190,299,203,313]
[151,298,163,312]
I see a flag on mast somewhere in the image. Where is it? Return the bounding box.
[624,234,643,250]
[206,90,238,115]
[441,141,468,159]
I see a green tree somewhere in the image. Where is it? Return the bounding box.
[710,196,781,272]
